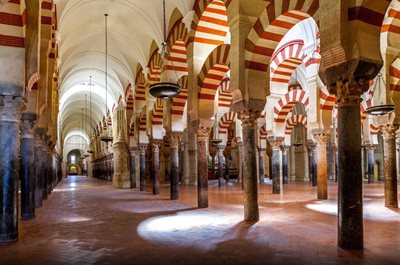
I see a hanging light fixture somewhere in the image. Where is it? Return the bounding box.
[80,108,86,160]
[148,0,180,99]
[100,13,113,143]
[366,73,396,116]
[87,76,94,153]
[83,94,90,158]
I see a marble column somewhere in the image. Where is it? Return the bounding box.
[34,129,43,208]
[210,148,216,180]
[224,153,230,182]
[236,140,244,185]
[307,141,317,186]
[41,140,48,200]
[182,141,190,185]
[129,147,137,189]
[188,126,198,185]
[365,145,375,184]
[139,145,147,191]
[281,146,289,184]
[152,141,161,195]
[20,113,37,220]
[336,80,363,249]
[0,96,23,243]
[380,124,399,208]
[196,127,210,208]
[313,131,329,200]
[269,139,283,194]
[240,112,260,221]
[258,148,266,184]
[331,145,338,182]
[217,145,225,187]
[169,135,181,200]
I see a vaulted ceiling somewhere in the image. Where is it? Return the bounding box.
[57,0,195,144]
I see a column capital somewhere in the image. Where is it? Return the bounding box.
[280,145,290,154]
[20,113,37,139]
[151,141,162,152]
[329,79,364,106]
[268,137,284,150]
[365,144,376,152]
[380,124,399,140]
[196,127,211,141]
[169,134,181,148]
[238,110,260,129]
[139,144,147,154]
[306,140,317,152]
[0,95,25,122]
[313,131,330,146]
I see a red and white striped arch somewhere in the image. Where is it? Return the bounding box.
[191,0,230,46]
[135,66,146,106]
[245,0,319,73]
[273,89,310,123]
[198,44,230,110]
[319,86,336,111]
[151,99,164,126]
[259,124,268,140]
[171,75,188,120]
[285,115,307,135]
[125,84,134,112]
[148,49,161,84]
[167,20,189,80]
[218,78,231,108]
[0,0,26,48]
[380,0,400,49]
[270,39,305,84]
[389,57,400,98]
[218,112,237,135]
[360,98,372,125]
[139,110,147,132]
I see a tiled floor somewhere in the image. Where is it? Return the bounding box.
[0,176,399,265]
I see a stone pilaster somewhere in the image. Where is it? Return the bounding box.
[139,144,147,191]
[258,148,266,184]
[281,145,289,184]
[380,124,399,208]
[269,138,284,194]
[365,145,375,184]
[169,135,181,200]
[152,141,162,195]
[112,134,131,189]
[20,113,37,220]
[0,96,24,243]
[313,131,329,200]
[196,127,210,208]
[240,111,260,221]
[216,145,225,187]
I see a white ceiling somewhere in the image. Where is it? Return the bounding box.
[56,0,195,145]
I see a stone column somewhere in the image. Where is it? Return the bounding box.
[336,80,363,249]
[281,145,289,184]
[365,145,375,184]
[196,127,210,208]
[20,113,36,220]
[236,140,244,185]
[182,141,190,185]
[258,148,266,184]
[240,112,260,221]
[0,96,23,243]
[380,124,399,208]
[139,145,147,191]
[169,135,181,200]
[313,131,329,200]
[41,142,48,200]
[210,147,216,180]
[152,141,161,195]
[188,126,197,185]
[224,152,230,182]
[331,145,338,182]
[47,149,52,194]
[269,139,283,194]
[129,147,137,189]
[307,141,317,186]
[34,129,43,208]
[217,145,225,187]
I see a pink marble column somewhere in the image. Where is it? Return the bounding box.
[152,141,162,195]
[196,127,210,208]
[313,131,329,200]
[169,135,181,200]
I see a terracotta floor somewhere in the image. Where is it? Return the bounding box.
[0,176,399,265]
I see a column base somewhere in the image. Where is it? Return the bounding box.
[0,232,18,245]
[21,213,35,220]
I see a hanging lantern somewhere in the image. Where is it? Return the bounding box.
[366,73,396,116]
[100,14,113,143]
[87,76,94,154]
[148,0,180,99]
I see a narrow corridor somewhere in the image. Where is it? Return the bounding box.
[0,176,398,265]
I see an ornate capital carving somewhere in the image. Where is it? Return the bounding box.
[313,132,329,146]
[306,140,317,152]
[169,135,181,148]
[139,144,147,154]
[380,124,399,140]
[268,138,284,150]
[20,113,37,139]
[333,79,364,106]
[239,110,260,129]
[196,127,211,142]
[0,96,24,122]
[216,144,225,155]
[152,141,162,152]
[365,145,376,152]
